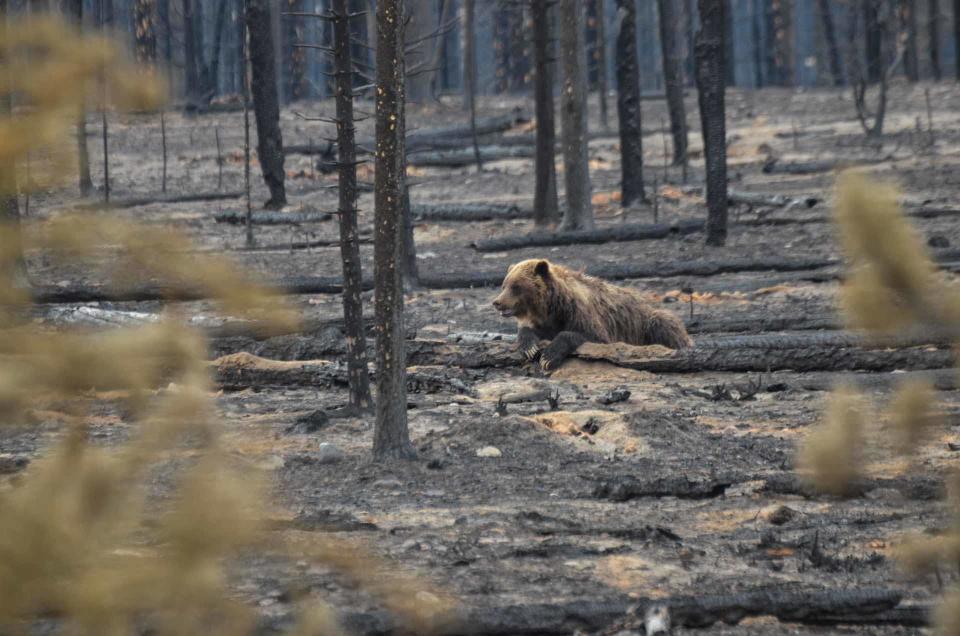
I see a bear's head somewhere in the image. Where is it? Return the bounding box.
[492,259,552,323]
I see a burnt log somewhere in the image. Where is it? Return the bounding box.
[762,156,886,175]
[470,220,704,251]
[406,145,535,168]
[727,190,820,209]
[77,190,245,209]
[411,203,531,222]
[214,210,332,225]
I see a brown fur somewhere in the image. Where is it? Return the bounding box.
[492,259,693,349]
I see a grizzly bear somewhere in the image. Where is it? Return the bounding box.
[492,259,693,371]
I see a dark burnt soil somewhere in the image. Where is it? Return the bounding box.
[7,81,960,634]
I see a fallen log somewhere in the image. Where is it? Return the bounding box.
[230,236,373,252]
[470,220,704,252]
[407,145,535,168]
[411,202,531,222]
[762,156,886,175]
[213,211,333,225]
[77,190,245,209]
[307,587,915,635]
[727,189,820,209]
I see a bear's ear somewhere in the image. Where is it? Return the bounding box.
[534,260,550,280]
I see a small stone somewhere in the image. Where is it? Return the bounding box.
[928,235,951,249]
[373,477,403,488]
[286,410,329,435]
[315,442,345,465]
[476,446,502,458]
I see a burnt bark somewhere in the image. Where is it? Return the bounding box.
[658,0,689,166]
[246,0,287,209]
[462,0,482,170]
[66,0,92,196]
[615,0,646,207]
[694,0,728,246]
[332,0,372,410]
[594,0,609,131]
[558,0,593,230]
[182,0,202,102]
[929,0,941,80]
[817,0,845,86]
[900,0,919,81]
[134,0,157,65]
[864,0,883,83]
[532,0,559,226]
[373,0,415,460]
[284,0,307,101]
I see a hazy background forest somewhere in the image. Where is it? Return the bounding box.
[4,0,960,634]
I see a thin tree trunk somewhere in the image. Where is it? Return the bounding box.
[559,0,593,231]
[242,8,253,246]
[955,0,960,81]
[751,0,763,86]
[595,0,609,131]
[615,0,645,207]
[929,0,941,80]
[206,0,230,95]
[685,0,696,82]
[463,0,482,170]
[158,0,172,68]
[134,0,157,65]
[865,0,882,83]
[67,0,92,196]
[817,0,844,86]
[695,0,728,247]
[373,0,415,460]
[332,0,373,410]
[246,0,287,208]
[400,184,419,288]
[0,0,26,289]
[901,0,919,81]
[723,0,735,85]
[429,0,453,97]
[532,0,559,226]
[285,0,306,101]
[183,0,201,101]
[406,0,433,102]
[658,0,689,165]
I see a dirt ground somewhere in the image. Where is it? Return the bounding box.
[7,79,960,633]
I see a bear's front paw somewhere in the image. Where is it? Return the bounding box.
[539,342,568,372]
[516,330,542,361]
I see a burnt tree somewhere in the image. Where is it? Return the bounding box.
[285,0,307,101]
[559,0,593,231]
[406,0,434,102]
[594,0,609,130]
[929,0,941,80]
[67,0,92,196]
[246,0,287,209]
[463,0,482,170]
[532,0,559,226]
[816,0,844,85]
[695,0,728,247]
[373,0,415,460]
[331,0,373,410]
[183,0,229,107]
[864,0,883,83]
[0,0,25,289]
[615,0,645,207]
[658,0,689,165]
[954,0,960,80]
[134,0,157,65]
[900,0,919,81]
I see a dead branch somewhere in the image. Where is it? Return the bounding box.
[214,210,333,225]
[470,220,704,252]
[77,190,245,209]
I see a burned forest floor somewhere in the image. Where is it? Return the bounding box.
[8,81,960,634]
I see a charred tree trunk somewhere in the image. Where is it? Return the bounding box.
[723,0,735,85]
[158,0,171,68]
[532,0,559,226]
[134,0,157,65]
[615,0,646,207]
[695,0,728,247]
[752,0,764,86]
[929,0,941,80]
[429,0,453,97]
[865,0,883,83]
[246,0,287,209]
[955,0,960,81]
[67,0,92,196]
[817,0,845,86]
[373,0,415,460]
[183,0,202,101]
[406,0,434,102]
[285,0,307,101]
[462,0,482,170]
[901,0,919,81]
[658,0,689,165]
[0,0,25,290]
[206,0,229,98]
[558,0,593,231]
[331,0,373,410]
[595,0,609,130]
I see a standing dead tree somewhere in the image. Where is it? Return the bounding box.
[864,0,883,83]
[0,0,26,290]
[852,5,903,137]
[658,0,689,166]
[246,0,287,209]
[695,0,728,247]
[900,0,919,81]
[66,0,92,196]
[928,0,941,80]
[373,0,415,460]
[816,0,844,86]
[954,0,959,81]
[593,0,609,131]
[531,0,559,226]
[462,0,482,170]
[558,0,593,231]
[615,0,645,207]
[182,0,229,108]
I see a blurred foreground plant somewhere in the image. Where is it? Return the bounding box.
[0,16,454,635]
[797,171,960,634]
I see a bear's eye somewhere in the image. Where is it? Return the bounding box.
[510,283,521,294]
